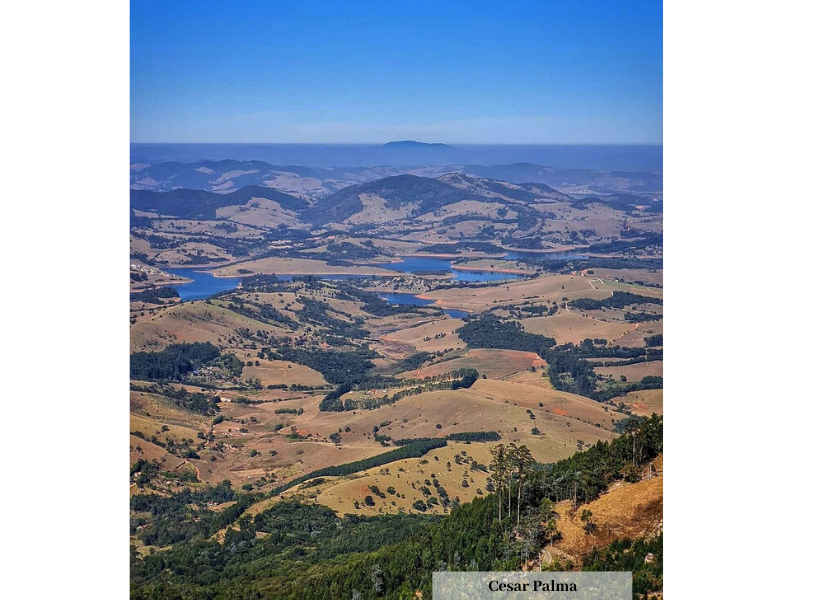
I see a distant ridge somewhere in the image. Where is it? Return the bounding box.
[381,140,455,149]
[130,143,662,171]
[130,185,307,220]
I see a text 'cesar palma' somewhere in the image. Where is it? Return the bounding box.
[488,580,578,592]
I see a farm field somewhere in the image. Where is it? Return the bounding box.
[378,316,466,354]
[520,311,635,346]
[410,349,544,380]
[584,268,663,288]
[616,389,664,416]
[240,360,327,387]
[593,278,664,300]
[419,274,608,312]
[595,360,664,381]
[613,320,664,347]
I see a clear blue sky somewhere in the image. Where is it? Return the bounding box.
[131,0,662,144]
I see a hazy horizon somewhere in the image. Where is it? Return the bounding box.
[130,142,663,172]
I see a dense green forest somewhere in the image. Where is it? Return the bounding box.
[130,286,180,303]
[131,503,441,599]
[131,416,662,599]
[456,315,556,353]
[271,347,377,385]
[568,291,663,311]
[130,342,231,381]
[390,352,434,374]
[583,534,663,596]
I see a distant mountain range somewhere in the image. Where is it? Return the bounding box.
[130,143,662,172]
[131,172,577,229]
[131,159,662,198]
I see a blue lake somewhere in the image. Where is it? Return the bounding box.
[164,268,243,301]
[164,250,586,303]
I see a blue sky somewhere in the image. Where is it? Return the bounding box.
[131,0,662,144]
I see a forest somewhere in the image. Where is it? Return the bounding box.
[272,346,378,385]
[569,291,662,310]
[129,286,179,303]
[456,315,556,353]
[130,342,229,381]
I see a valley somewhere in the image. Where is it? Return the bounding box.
[129,157,664,598]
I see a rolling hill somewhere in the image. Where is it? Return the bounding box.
[131,159,402,196]
[130,185,308,220]
[303,173,572,226]
[463,163,663,194]
[131,158,661,199]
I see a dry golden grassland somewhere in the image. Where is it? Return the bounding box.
[166,372,622,493]
[412,349,544,380]
[218,199,304,228]
[130,302,283,352]
[240,360,327,387]
[378,316,466,353]
[615,389,663,416]
[149,219,260,238]
[554,455,663,557]
[313,442,495,516]
[585,268,663,288]
[419,274,607,312]
[592,278,664,300]
[520,311,634,346]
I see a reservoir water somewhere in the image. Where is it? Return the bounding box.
[164,268,243,301]
[164,250,586,304]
